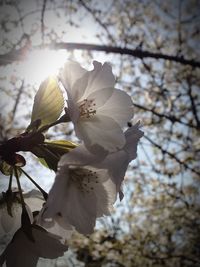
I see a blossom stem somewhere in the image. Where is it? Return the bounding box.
[39,112,71,133]
[14,166,26,210]
[8,168,13,192]
[20,168,48,201]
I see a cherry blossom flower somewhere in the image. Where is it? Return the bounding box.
[41,163,117,235]
[2,225,67,267]
[41,123,143,235]
[38,209,74,243]
[60,61,134,153]
[96,122,144,198]
[59,122,144,199]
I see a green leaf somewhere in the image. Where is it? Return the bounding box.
[31,146,58,171]
[30,77,65,128]
[44,140,77,155]
[31,140,77,171]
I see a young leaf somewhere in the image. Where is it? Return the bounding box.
[31,146,59,171]
[44,140,77,155]
[31,140,77,171]
[31,77,64,128]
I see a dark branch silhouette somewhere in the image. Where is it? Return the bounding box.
[0,42,200,68]
[144,135,200,176]
[133,102,199,130]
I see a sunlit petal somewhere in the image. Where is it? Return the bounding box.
[98,89,134,126]
[75,115,126,152]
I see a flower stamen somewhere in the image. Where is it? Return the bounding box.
[78,99,97,119]
[69,168,99,193]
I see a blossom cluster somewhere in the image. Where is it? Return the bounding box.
[0,60,143,266]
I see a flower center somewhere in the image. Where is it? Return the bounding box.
[78,99,97,119]
[69,168,99,193]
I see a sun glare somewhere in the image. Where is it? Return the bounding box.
[19,49,68,85]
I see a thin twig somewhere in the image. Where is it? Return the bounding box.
[41,0,47,44]
[132,102,197,129]
[187,79,200,129]
[20,168,48,200]
[144,135,200,176]
[78,0,115,43]
[12,80,24,122]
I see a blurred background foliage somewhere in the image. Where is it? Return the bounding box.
[0,0,200,266]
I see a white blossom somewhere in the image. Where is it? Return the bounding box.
[60,61,134,153]
[41,163,117,235]
[59,122,144,199]
[97,122,144,197]
[41,123,143,235]
[38,210,74,243]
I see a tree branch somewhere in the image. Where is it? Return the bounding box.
[0,42,200,68]
[132,102,198,129]
[187,79,200,129]
[41,0,47,44]
[78,0,115,43]
[144,135,200,176]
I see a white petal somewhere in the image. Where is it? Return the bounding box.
[67,72,89,121]
[124,122,144,160]
[95,123,143,192]
[70,71,89,102]
[24,189,44,213]
[86,87,114,109]
[98,89,134,126]
[43,165,116,235]
[83,61,115,97]
[41,218,73,241]
[67,98,80,123]
[59,144,107,167]
[0,204,19,233]
[95,150,129,192]
[98,176,117,216]
[42,166,69,219]
[60,168,115,234]
[60,61,87,98]
[0,202,33,235]
[75,115,126,152]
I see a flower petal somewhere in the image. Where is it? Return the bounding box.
[98,89,134,126]
[82,61,115,98]
[59,144,107,167]
[94,123,143,193]
[75,115,126,152]
[70,71,89,102]
[60,61,87,99]
[95,150,129,192]
[86,87,114,109]
[124,122,144,160]
[42,165,116,235]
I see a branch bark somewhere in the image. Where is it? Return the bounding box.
[0,42,200,68]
